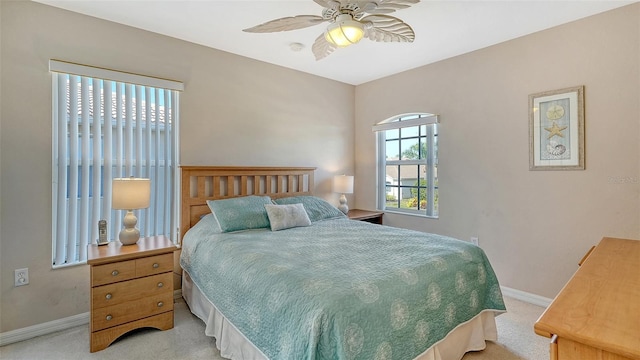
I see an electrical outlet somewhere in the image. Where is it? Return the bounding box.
[14,268,29,287]
[470,237,479,246]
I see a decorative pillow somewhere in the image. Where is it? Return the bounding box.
[273,196,346,222]
[206,195,272,233]
[198,213,222,234]
[264,203,312,231]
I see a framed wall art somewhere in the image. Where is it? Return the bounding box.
[529,85,585,170]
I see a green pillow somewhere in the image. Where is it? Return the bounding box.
[273,196,345,222]
[206,195,272,232]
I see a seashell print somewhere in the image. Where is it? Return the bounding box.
[445,303,457,326]
[546,143,566,156]
[414,320,430,345]
[343,323,364,358]
[551,144,566,155]
[352,281,380,303]
[374,342,393,360]
[390,299,409,330]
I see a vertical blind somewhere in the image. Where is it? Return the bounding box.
[50,60,183,267]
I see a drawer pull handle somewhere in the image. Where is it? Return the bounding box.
[152,263,160,269]
[157,282,164,288]
[111,270,119,276]
[105,293,112,300]
[157,301,164,308]
[106,315,112,321]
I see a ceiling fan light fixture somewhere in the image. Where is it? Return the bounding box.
[324,14,364,47]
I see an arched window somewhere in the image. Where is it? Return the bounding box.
[373,113,438,218]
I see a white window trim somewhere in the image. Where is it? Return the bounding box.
[371,114,438,132]
[374,113,439,218]
[49,60,184,91]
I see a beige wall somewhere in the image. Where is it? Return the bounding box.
[0,1,354,332]
[355,3,640,299]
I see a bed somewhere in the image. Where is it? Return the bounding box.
[179,166,506,360]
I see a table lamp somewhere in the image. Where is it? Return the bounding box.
[112,177,151,245]
[333,175,354,214]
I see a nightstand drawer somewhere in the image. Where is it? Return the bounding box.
[92,272,172,309]
[91,291,173,331]
[136,253,173,277]
[92,260,136,286]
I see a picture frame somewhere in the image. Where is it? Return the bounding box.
[529,85,585,170]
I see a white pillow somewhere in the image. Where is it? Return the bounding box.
[264,203,312,231]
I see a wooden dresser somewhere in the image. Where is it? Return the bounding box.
[87,236,176,352]
[347,209,384,224]
[534,237,640,360]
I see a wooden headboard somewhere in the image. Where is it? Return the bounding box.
[180,166,316,239]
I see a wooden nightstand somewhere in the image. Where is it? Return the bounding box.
[87,235,177,352]
[347,209,384,224]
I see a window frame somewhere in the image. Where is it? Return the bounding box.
[50,60,183,268]
[375,113,439,218]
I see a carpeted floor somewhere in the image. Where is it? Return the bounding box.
[0,296,548,360]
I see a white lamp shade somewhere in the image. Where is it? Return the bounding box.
[333,175,354,194]
[112,178,151,210]
[324,14,364,47]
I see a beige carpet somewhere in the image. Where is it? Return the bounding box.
[463,296,548,360]
[0,296,548,360]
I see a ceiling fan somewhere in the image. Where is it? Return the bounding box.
[243,0,419,60]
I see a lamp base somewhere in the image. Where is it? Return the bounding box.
[119,228,140,245]
[119,210,140,245]
[338,194,349,214]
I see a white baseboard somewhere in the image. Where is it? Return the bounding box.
[0,289,184,347]
[0,312,89,347]
[501,286,553,308]
[174,289,182,300]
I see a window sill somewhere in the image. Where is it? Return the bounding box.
[381,209,438,219]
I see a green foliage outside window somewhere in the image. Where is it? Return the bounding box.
[400,142,427,160]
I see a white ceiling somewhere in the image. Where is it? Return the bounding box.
[34,0,635,85]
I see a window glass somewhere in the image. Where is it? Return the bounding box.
[400,137,419,160]
[376,113,438,218]
[385,128,399,140]
[385,140,399,160]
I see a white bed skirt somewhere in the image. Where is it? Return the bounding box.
[182,271,502,360]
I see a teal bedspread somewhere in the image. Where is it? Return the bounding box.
[181,216,505,360]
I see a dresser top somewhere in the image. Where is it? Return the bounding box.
[534,237,640,358]
[87,235,176,265]
[347,209,383,220]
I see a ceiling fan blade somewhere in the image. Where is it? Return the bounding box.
[243,15,326,33]
[313,0,340,10]
[312,34,337,61]
[378,0,420,5]
[360,0,420,15]
[362,8,398,15]
[362,15,416,42]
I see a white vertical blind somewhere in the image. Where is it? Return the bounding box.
[91,78,102,250]
[53,76,67,264]
[67,76,79,264]
[51,61,181,267]
[79,77,91,262]
[102,81,113,224]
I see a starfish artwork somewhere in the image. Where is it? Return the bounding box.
[545,122,567,139]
